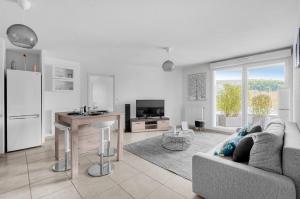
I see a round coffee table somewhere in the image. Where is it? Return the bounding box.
[161,130,195,151]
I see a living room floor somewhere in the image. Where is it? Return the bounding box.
[0,131,204,199]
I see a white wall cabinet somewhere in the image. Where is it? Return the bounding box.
[45,65,75,92]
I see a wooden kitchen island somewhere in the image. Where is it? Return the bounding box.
[55,112,124,179]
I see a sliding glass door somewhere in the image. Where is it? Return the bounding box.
[214,67,243,129]
[213,60,286,129]
[247,63,285,126]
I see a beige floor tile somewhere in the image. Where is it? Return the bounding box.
[0,151,26,161]
[109,161,140,184]
[0,173,29,194]
[28,159,67,183]
[123,155,155,172]
[0,155,27,166]
[143,164,176,184]
[164,175,195,198]
[0,162,28,178]
[72,174,116,198]
[39,184,81,199]
[25,145,54,156]
[86,185,133,199]
[145,186,185,199]
[26,151,55,163]
[120,173,161,199]
[30,174,71,199]
[0,186,31,199]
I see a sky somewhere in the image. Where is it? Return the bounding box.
[215,64,285,81]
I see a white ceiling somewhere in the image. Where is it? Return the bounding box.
[0,0,299,67]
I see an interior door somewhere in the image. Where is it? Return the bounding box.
[88,74,114,112]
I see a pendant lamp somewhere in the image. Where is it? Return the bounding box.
[162,47,175,72]
[6,0,38,49]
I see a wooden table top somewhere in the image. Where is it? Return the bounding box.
[56,112,124,126]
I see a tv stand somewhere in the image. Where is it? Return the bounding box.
[131,117,170,133]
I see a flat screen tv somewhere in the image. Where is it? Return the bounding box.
[136,100,164,118]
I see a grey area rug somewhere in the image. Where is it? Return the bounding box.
[124,132,229,180]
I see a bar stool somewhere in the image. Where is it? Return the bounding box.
[88,120,115,177]
[98,121,116,158]
[52,123,71,172]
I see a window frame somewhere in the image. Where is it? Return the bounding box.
[212,58,289,129]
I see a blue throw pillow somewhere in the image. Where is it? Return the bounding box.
[215,124,252,157]
[222,142,236,156]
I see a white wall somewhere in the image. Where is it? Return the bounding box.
[182,63,212,128]
[43,57,81,136]
[80,65,183,126]
[293,6,300,127]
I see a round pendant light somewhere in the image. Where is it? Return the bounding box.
[162,47,175,72]
[7,24,38,49]
[162,60,175,72]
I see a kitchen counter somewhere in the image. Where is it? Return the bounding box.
[55,111,124,179]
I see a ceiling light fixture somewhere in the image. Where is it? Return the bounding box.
[6,0,38,49]
[162,47,175,72]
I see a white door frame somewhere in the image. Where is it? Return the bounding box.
[87,73,115,111]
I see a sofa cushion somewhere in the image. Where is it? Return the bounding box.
[233,126,262,162]
[232,136,253,162]
[248,120,284,174]
[248,125,262,134]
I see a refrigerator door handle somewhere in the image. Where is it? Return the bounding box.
[9,114,40,120]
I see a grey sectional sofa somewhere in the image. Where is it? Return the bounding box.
[192,121,300,199]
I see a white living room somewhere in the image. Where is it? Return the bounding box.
[0,0,300,199]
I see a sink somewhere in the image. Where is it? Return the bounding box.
[67,112,82,116]
[67,110,108,116]
[88,110,108,116]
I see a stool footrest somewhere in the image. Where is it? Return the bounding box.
[52,159,71,172]
[98,148,117,157]
[88,162,113,177]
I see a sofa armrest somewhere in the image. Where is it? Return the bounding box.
[192,152,295,199]
[283,122,300,199]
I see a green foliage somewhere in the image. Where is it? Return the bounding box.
[217,84,241,117]
[251,94,272,116]
[248,79,284,92]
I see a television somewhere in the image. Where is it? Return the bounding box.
[136,100,164,118]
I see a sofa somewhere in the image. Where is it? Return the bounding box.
[192,121,300,199]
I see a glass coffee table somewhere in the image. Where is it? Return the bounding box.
[161,130,195,151]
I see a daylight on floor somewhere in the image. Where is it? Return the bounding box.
[0,0,300,199]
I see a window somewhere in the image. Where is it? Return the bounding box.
[213,60,287,129]
[214,68,242,129]
[247,63,285,125]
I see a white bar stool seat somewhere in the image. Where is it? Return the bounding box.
[52,122,71,172]
[88,120,115,177]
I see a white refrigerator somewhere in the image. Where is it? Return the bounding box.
[6,70,42,152]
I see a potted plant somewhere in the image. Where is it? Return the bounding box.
[217,84,241,127]
[250,94,272,126]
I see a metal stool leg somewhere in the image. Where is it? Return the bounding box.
[88,128,112,177]
[98,126,116,157]
[52,127,71,172]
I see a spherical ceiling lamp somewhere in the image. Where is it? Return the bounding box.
[162,60,175,72]
[7,24,38,49]
[162,47,175,72]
